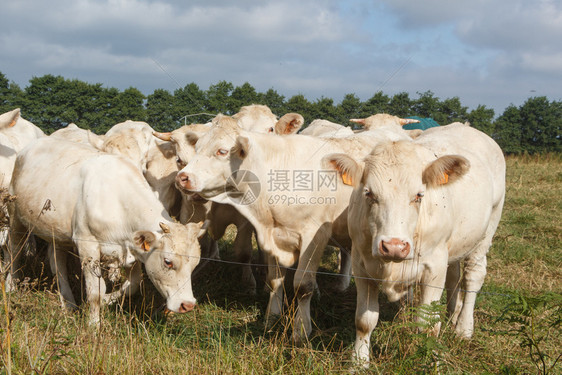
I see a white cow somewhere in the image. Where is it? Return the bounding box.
[300,119,354,137]
[0,108,45,262]
[176,116,411,341]
[349,114,420,130]
[7,138,203,325]
[0,108,45,191]
[324,123,505,365]
[154,110,305,292]
[51,123,105,145]
[89,120,183,218]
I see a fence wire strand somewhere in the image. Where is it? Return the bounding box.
[3,230,518,301]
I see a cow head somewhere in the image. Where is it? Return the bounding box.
[175,115,242,197]
[133,221,204,313]
[175,111,301,198]
[232,104,277,133]
[324,141,470,261]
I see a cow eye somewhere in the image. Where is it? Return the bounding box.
[364,188,378,203]
[413,192,424,203]
[176,156,186,168]
[216,149,229,156]
[164,258,173,269]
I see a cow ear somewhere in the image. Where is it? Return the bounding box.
[186,220,208,240]
[184,131,199,146]
[87,130,105,150]
[275,113,304,134]
[133,231,157,253]
[422,155,470,187]
[232,136,250,159]
[322,153,363,187]
[0,108,21,129]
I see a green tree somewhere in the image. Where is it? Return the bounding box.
[310,97,338,123]
[360,91,390,118]
[438,96,468,124]
[22,74,79,132]
[259,88,285,116]
[285,94,313,125]
[518,97,561,153]
[468,105,495,135]
[412,90,440,118]
[0,72,24,113]
[494,104,522,153]
[337,93,362,125]
[108,87,146,124]
[147,88,177,131]
[205,80,234,115]
[230,82,259,112]
[174,83,210,125]
[388,92,412,117]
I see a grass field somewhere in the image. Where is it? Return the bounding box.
[1,153,561,374]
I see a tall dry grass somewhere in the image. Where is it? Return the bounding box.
[1,154,561,374]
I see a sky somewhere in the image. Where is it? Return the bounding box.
[1,0,561,116]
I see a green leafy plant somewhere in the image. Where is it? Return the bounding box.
[495,292,562,374]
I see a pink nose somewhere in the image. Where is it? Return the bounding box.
[379,238,410,259]
[176,171,194,191]
[178,301,195,313]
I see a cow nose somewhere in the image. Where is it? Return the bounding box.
[176,171,193,190]
[379,238,411,259]
[178,301,195,313]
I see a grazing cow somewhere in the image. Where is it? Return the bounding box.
[176,117,410,341]
[324,123,505,365]
[8,138,203,325]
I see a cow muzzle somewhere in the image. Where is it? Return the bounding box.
[378,238,411,260]
[178,301,195,313]
[176,171,197,192]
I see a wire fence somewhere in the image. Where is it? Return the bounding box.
[2,229,520,302]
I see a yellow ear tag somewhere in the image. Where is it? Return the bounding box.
[342,171,353,186]
[9,119,17,127]
[438,172,449,185]
[142,240,151,252]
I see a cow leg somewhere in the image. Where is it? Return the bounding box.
[292,227,329,343]
[264,253,286,328]
[418,259,448,336]
[353,258,380,367]
[336,246,352,291]
[48,244,78,310]
[456,247,487,338]
[104,261,142,305]
[76,239,106,327]
[233,220,256,294]
[4,215,28,292]
[445,261,462,326]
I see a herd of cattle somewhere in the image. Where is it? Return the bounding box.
[0,105,505,365]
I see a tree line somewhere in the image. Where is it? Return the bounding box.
[1,72,560,154]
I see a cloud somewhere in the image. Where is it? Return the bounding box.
[1,0,560,115]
